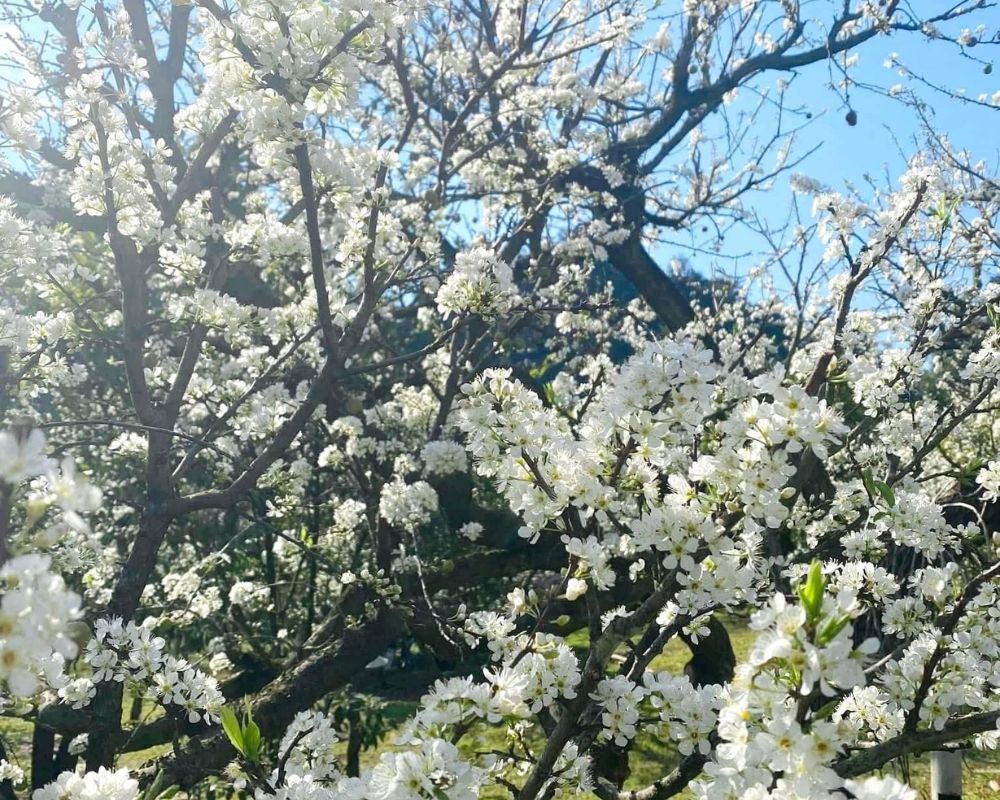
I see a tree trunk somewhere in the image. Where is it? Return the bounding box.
[346,717,362,778]
[31,724,57,790]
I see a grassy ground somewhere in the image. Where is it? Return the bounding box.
[2,621,999,798]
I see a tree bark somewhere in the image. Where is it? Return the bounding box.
[605,232,693,332]
[149,607,406,789]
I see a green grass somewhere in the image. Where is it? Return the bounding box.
[0,696,172,784]
[3,622,1000,799]
[0,715,32,769]
[903,750,1000,800]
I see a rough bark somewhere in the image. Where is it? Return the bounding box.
[148,606,406,788]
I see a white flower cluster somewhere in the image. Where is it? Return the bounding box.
[277,710,342,782]
[747,593,873,694]
[167,288,256,345]
[0,555,81,698]
[0,428,99,701]
[588,671,721,754]
[643,671,720,756]
[158,569,224,623]
[864,487,957,558]
[368,607,591,797]
[0,429,103,566]
[0,760,24,787]
[367,738,483,800]
[229,580,270,608]
[977,459,1000,501]
[193,0,411,165]
[2,430,102,520]
[396,636,582,741]
[875,578,1000,732]
[420,440,467,476]
[591,675,646,745]
[459,367,572,533]
[435,247,516,319]
[692,578,885,800]
[68,123,167,245]
[0,427,48,485]
[378,478,439,531]
[258,713,483,800]
[698,372,848,531]
[33,768,138,800]
[457,342,850,634]
[83,617,224,723]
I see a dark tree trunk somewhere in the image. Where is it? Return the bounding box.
[31,724,58,790]
[346,717,362,778]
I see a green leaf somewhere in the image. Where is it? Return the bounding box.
[140,770,168,800]
[220,707,245,756]
[959,457,987,487]
[813,699,840,720]
[529,353,556,380]
[988,305,1000,333]
[817,614,851,646]
[861,468,895,507]
[861,467,876,499]
[872,479,895,507]
[243,716,262,763]
[797,560,825,624]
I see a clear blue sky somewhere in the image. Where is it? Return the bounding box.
[788,29,997,188]
[677,17,1000,282]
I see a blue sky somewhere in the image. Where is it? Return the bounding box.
[789,29,997,188]
[676,18,1000,282]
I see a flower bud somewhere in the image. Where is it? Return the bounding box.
[564,578,588,601]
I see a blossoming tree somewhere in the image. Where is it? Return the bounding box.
[2,0,1000,799]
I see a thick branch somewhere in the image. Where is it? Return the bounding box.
[149,607,406,789]
[835,710,1000,777]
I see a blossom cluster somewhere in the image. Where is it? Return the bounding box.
[233,709,484,800]
[81,617,224,723]
[692,576,900,800]
[0,429,97,701]
[33,768,138,800]
[435,247,517,319]
[2,0,1000,797]
[0,554,81,699]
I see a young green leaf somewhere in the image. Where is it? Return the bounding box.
[140,769,176,800]
[220,707,245,756]
[988,305,1000,332]
[797,560,825,623]
[817,614,851,646]
[861,467,876,499]
[872,479,895,507]
[812,699,841,720]
[243,715,262,763]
